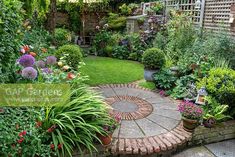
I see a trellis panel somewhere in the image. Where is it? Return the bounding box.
[165,0,235,37]
[203,0,235,36]
[165,0,203,27]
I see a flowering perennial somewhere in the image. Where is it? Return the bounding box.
[19,54,35,67]
[178,101,203,120]
[22,67,38,80]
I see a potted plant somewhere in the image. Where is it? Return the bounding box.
[202,96,232,128]
[97,114,121,146]
[150,2,164,15]
[178,101,203,132]
[142,48,165,81]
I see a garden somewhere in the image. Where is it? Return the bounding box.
[0,0,235,156]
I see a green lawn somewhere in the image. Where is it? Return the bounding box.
[80,56,144,86]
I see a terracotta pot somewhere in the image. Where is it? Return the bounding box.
[182,117,199,132]
[97,133,112,146]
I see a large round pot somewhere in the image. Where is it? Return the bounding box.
[182,117,199,132]
[97,133,112,146]
[144,69,158,82]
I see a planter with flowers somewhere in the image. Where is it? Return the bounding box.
[142,48,165,82]
[97,114,121,146]
[178,101,203,132]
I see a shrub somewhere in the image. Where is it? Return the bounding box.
[55,28,71,47]
[197,68,235,116]
[170,74,197,100]
[107,13,127,31]
[0,0,23,83]
[92,30,112,56]
[154,69,177,89]
[142,48,165,70]
[55,45,83,69]
[112,45,130,60]
[23,26,52,51]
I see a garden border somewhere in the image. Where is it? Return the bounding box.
[72,83,235,157]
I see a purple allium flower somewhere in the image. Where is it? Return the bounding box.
[19,54,35,67]
[35,60,46,68]
[21,67,37,80]
[46,56,57,65]
[42,68,53,74]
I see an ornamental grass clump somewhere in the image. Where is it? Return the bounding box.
[178,101,203,120]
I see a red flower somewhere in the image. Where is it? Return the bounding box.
[17,138,24,144]
[47,128,53,133]
[18,130,26,137]
[23,45,30,52]
[67,72,76,80]
[50,144,55,150]
[47,125,56,133]
[36,121,42,128]
[58,143,63,149]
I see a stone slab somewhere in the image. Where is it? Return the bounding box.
[173,146,215,157]
[99,88,116,97]
[151,102,178,111]
[153,109,181,120]
[112,101,138,112]
[146,113,180,131]
[205,139,235,157]
[135,118,167,136]
[112,87,128,96]
[119,120,145,138]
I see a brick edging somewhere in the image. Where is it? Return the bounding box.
[97,84,192,155]
[110,122,192,155]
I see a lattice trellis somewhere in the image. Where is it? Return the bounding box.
[203,0,235,36]
[165,0,235,36]
[165,0,203,27]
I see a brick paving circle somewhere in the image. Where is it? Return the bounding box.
[95,83,191,156]
[105,95,153,120]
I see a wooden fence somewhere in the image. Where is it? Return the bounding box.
[165,0,235,37]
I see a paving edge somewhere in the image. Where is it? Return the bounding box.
[96,83,191,156]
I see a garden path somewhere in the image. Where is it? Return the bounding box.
[95,83,192,156]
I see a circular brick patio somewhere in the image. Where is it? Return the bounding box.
[95,84,192,156]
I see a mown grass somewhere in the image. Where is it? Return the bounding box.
[80,56,144,86]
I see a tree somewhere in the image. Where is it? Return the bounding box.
[46,0,57,33]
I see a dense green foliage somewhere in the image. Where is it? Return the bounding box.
[154,69,177,89]
[54,28,72,47]
[142,48,165,70]
[23,26,52,51]
[55,44,83,69]
[0,107,55,156]
[80,56,144,85]
[44,84,112,156]
[203,96,232,122]
[197,68,235,116]
[0,0,23,83]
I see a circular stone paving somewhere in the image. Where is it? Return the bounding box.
[96,84,181,138]
[107,95,153,120]
[95,84,192,156]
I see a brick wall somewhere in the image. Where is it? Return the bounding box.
[190,120,235,145]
